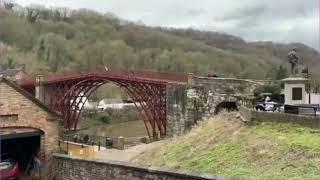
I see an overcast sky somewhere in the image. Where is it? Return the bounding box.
[15,0,320,50]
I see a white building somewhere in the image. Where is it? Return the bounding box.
[71,92,94,111]
[97,99,136,110]
[282,77,308,105]
[305,93,320,104]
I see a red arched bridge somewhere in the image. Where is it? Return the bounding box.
[18,68,188,137]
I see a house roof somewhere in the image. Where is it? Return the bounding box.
[0,77,61,118]
[282,77,309,83]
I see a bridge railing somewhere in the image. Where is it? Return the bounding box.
[235,96,255,109]
[18,68,188,86]
[237,96,319,117]
[284,104,319,117]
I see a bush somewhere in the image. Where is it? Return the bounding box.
[97,114,110,124]
[254,83,282,98]
[83,110,111,124]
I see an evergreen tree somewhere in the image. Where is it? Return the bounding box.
[275,65,288,80]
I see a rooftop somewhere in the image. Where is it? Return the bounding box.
[282,76,309,82]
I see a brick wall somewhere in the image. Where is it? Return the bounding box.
[0,82,60,156]
[52,154,219,180]
[239,106,320,128]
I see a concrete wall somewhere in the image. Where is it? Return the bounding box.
[306,93,320,104]
[52,154,219,180]
[239,106,319,128]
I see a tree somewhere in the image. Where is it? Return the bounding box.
[254,83,282,99]
[3,0,14,10]
[36,33,73,72]
[26,6,40,23]
[265,65,289,80]
[275,65,288,80]
[0,3,319,89]
[2,56,16,70]
[51,7,72,22]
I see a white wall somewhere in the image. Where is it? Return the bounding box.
[305,93,320,104]
[284,83,306,105]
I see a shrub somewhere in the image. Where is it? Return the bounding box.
[98,113,110,124]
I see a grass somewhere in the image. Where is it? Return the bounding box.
[133,113,320,179]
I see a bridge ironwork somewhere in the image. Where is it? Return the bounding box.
[18,68,188,137]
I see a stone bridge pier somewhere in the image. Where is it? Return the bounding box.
[165,74,263,136]
[166,83,189,137]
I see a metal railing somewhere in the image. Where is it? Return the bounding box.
[59,134,149,152]
[237,95,319,117]
[284,104,319,117]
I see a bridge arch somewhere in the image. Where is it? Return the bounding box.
[214,101,238,114]
[55,76,167,138]
[18,69,189,138]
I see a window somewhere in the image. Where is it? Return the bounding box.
[0,114,18,121]
[292,88,302,100]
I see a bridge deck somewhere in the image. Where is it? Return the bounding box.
[18,68,188,86]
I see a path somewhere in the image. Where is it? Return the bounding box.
[93,140,167,162]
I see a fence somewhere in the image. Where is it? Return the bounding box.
[284,104,319,117]
[59,140,95,158]
[60,134,150,152]
[236,96,319,117]
[236,96,255,109]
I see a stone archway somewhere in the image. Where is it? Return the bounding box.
[214,101,238,114]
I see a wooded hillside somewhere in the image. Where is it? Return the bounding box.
[0,3,319,90]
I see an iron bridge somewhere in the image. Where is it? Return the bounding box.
[18,68,188,138]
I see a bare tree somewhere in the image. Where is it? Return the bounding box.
[51,7,72,22]
[26,6,40,23]
[39,8,50,20]
[1,0,14,10]
[0,43,4,71]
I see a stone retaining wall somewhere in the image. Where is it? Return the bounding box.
[166,84,189,137]
[52,154,220,180]
[239,106,320,128]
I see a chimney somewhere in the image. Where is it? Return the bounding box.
[35,75,45,103]
[187,73,194,86]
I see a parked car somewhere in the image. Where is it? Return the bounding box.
[255,101,282,112]
[0,158,20,180]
